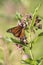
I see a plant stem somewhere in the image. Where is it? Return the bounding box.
[29,43,33,60]
[30,4,40,29]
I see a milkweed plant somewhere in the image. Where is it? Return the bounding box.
[0,4,43,65]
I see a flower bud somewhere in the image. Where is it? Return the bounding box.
[27,14,32,20]
[34,16,41,26]
[22,54,30,60]
[37,24,42,29]
[16,44,22,48]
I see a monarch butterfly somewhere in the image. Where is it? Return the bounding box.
[7,21,27,44]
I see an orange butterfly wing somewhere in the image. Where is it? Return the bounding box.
[7,25,23,37]
[20,28,25,39]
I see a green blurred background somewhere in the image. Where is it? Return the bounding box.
[0,0,43,65]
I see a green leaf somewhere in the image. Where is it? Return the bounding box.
[22,58,32,64]
[3,36,20,44]
[15,12,22,21]
[32,35,43,59]
[30,4,40,29]
[36,58,43,64]
[2,36,13,43]
[10,37,20,44]
[38,32,43,37]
